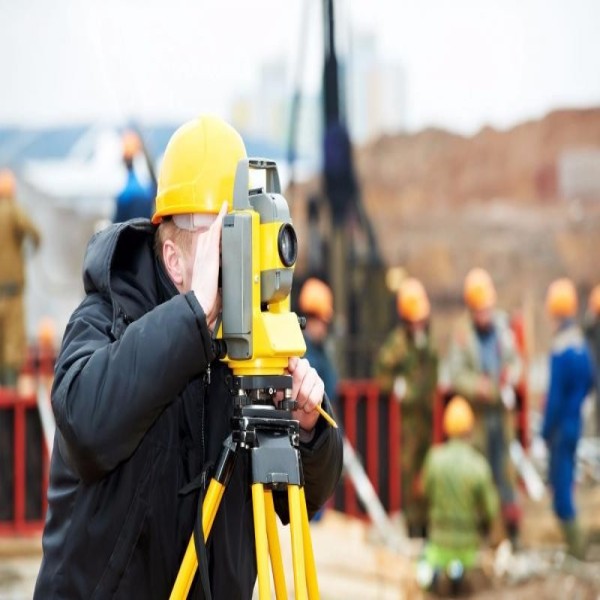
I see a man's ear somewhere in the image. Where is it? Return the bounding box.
[162,240,184,290]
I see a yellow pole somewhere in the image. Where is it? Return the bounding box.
[264,489,288,599]
[299,488,319,599]
[252,483,271,600]
[169,480,224,600]
[288,485,308,600]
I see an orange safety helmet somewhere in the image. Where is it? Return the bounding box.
[464,267,496,311]
[122,130,142,160]
[298,278,334,324]
[443,395,474,437]
[588,284,600,316]
[546,278,578,318]
[0,168,16,199]
[396,277,430,322]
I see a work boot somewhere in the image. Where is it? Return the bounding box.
[561,519,587,560]
[446,559,465,596]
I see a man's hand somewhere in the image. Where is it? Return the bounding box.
[191,202,227,332]
[287,356,325,433]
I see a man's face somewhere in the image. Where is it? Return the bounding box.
[471,306,493,330]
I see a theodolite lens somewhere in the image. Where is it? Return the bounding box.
[278,223,298,267]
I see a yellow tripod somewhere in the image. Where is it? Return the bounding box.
[170,374,320,600]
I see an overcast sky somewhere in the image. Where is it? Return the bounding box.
[2,0,600,136]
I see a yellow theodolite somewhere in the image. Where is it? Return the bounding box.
[170,158,334,600]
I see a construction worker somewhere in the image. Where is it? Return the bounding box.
[0,168,41,386]
[113,129,155,223]
[298,277,338,408]
[298,277,339,523]
[584,284,600,434]
[34,115,343,599]
[446,267,522,545]
[542,278,594,559]
[419,395,499,594]
[374,277,438,538]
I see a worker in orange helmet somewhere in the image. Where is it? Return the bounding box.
[374,276,438,538]
[298,277,338,410]
[584,284,600,434]
[543,278,594,559]
[418,395,499,594]
[113,129,156,223]
[446,267,522,546]
[297,277,340,523]
[0,168,41,386]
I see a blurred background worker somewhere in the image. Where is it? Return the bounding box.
[374,277,438,538]
[298,277,339,412]
[113,130,156,223]
[543,278,594,559]
[420,395,499,595]
[0,168,41,387]
[584,284,600,434]
[446,267,522,545]
[298,277,339,524]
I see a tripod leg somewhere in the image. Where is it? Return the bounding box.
[264,489,288,599]
[288,485,308,600]
[299,487,319,600]
[169,480,225,600]
[252,483,272,600]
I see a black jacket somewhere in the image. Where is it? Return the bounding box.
[34,219,343,599]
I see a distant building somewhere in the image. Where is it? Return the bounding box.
[347,33,407,144]
[558,148,600,200]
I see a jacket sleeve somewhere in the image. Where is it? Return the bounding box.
[542,352,563,441]
[52,291,216,483]
[274,394,344,523]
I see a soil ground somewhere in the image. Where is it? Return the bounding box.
[2,484,600,599]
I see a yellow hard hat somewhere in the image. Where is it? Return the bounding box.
[588,284,600,316]
[298,278,334,324]
[396,277,430,322]
[152,115,247,224]
[546,278,577,318]
[443,395,474,437]
[0,168,16,199]
[464,267,496,311]
[122,130,142,160]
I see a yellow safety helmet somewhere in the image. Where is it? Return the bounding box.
[152,115,247,224]
[0,168,16,199]
[464,267,496,311]
[443,395,474,437]
[397,277,430,322]
[122,130,142,160]
[298,278,334,324]
[588,284,600,316]
[546,278,578,318]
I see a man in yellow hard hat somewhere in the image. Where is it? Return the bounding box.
[418,395,499,594]
[584,284,600,434]
[446,267,522,545]
[543,278,594,559]
[0,168,41,386]
[112,129,156,223]
[374,277,438,538]
[34,115,343,599]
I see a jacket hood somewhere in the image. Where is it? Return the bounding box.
[82,218,164,328]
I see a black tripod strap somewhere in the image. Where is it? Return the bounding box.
[194,488,212,600]
[178,467,214,600]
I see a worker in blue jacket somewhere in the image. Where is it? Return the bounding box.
[542,278,594,559]
[113,130,155,223]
